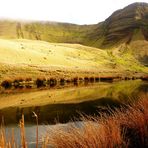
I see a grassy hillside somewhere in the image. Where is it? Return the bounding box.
[0,20,95,43]
[0,39,109,67]
[0,38,147,82]
[0,3,147,80]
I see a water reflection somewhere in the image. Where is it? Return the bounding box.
[0,80,147,125]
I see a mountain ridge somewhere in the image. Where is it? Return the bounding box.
[101,2,148,46]
[0,3,147,47]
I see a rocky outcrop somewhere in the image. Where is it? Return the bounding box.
[100,3,148,47]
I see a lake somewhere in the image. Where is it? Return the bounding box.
[0,80,147,147]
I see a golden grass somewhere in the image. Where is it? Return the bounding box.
[0,39,109,68]
[0,38,147,83]
[44,96,148,148]
[19,115,27,148]
[0,96,147,147]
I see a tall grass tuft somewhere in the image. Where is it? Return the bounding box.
[36,77,46,88]
[0,117,17,148]
[44,96,148,148]
[1,79,12,89]
[33,112,39,148]
[19,115,27,148]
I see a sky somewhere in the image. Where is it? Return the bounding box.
[0,0,147,24]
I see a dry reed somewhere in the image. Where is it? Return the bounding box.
[0,96,147,148]
[44,96,148,148]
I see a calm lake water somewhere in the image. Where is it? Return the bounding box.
[0,80,147,147]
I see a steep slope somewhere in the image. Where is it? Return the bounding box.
[100,2,148,47]
[0,3,147,47]
[0,20,95,44]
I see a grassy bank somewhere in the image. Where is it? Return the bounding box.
[0,95,147,147]
[0,39,147,84]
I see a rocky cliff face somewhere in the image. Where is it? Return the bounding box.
[101,3,148,47]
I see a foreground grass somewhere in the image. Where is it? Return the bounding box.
[0,96,147,147]
[44,96,148,148]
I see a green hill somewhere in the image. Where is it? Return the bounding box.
[0,3,148,47]
[0,2,147,81]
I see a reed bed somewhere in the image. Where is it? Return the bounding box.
[44,96,148,148]
[0,96,147,148]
